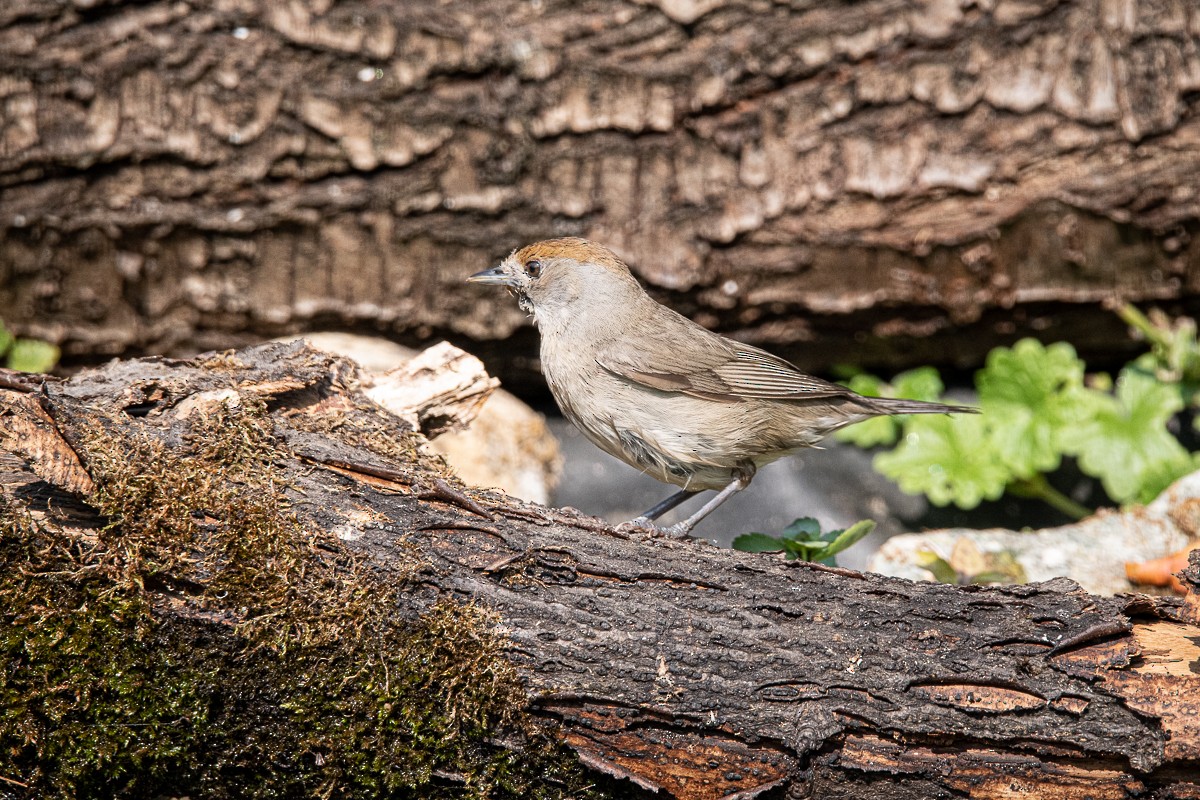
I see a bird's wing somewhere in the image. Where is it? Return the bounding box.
[597,333,851,403]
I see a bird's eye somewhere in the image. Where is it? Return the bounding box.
[526,259,542,277]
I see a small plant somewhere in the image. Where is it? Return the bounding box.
[733,518,875,565]
[916,539,1027,586]
[837,304,1200,518]
[0,319,58,373]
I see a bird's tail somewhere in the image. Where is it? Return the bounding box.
[863,396,977,416]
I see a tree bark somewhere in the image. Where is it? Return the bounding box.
[3,342,1199,799]
[2,0,1199,386]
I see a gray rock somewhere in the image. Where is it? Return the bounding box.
[868,471,1200,594]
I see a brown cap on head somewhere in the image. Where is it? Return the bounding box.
[513,238,631,277]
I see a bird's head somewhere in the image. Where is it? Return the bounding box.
[468,238,642,323]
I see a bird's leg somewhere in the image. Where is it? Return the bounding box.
[629,488,701,526]
[665,463,756,538]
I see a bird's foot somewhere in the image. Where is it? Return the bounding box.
[662,522,696,539]
[615,516,695,539]
[614,516,656,535]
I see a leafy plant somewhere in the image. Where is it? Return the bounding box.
[733,518,875,565]
[838,304,1200,518]
[1116,304,1200,388]
[1057,367,1193,504]
[916,539,1027,585]
[0,319,59,373]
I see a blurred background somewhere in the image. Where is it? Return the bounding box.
[3,0,1199,581]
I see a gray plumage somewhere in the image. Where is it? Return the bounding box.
[470,237,973,535]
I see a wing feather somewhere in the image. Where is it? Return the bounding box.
[597,327,850,403]
[711,346,850,399]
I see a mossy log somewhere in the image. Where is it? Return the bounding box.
[3,342,1200,799]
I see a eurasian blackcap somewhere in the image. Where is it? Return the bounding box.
[470,238,972,536]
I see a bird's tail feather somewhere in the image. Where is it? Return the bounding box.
[864,396,977,416]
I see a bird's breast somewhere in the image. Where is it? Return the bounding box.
[538,340,722,488]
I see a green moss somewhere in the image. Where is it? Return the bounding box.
[0,499,199,797]
[1,399,605,799]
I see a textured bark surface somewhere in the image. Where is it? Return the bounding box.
[4,343,1200,798]
[2,0,1199,386]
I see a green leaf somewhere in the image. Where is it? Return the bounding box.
[732,533,786,554]
[830,364,863,381]
[977,339,1085,478]
[836,415,899,449]
[6,338,59,373]
[1122,305,1200,384]
[844,373,885,397]
[1058,369,1192,504]
[979,550,1027,584]
[780,517,822,541]
[874,413,1011,508]
[783,543,823,562]
[1162,315,1200,382]
[737,518,875,564]
[818,520,876,559]
[779,520,825,560]
[891,367,945,402]
[915,551,959,584]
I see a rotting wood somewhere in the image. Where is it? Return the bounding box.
[2,342,1200,799]
[364,341,500,438]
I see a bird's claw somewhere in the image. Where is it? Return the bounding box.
[614,516,655,535]
[614,517,695,539]
[662,522,696,539]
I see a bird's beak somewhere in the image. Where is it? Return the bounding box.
[467,265,518,287]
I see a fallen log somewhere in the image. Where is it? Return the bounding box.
[1,342,1198,799]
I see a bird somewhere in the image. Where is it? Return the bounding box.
[469,237,973,536]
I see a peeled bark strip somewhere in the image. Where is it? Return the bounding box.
[2,0,1199,380]
[2,343,1199,798]
[364,340,500,438]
